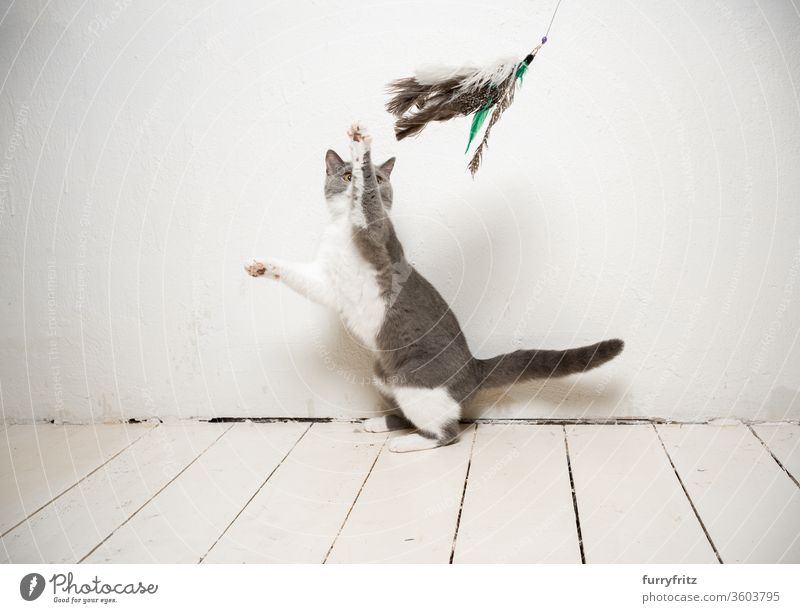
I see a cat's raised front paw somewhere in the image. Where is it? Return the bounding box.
[347,121,371,145]
[244,259,280,279]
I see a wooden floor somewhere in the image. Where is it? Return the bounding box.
[1,421,798,563]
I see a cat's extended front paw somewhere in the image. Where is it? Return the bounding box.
[244,259,280,279]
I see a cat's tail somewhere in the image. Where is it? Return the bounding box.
[474,338,624,389]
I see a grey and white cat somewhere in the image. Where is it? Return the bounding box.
[245,122,623,452]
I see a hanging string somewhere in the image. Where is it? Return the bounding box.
[524,0,565,64]
[543,0,564,42]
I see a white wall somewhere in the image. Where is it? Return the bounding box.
[1,0,799,424]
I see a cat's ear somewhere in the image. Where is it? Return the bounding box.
[380,157,396,177]
[325,149,344,175]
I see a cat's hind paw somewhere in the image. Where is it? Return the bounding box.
[388,433,442,453]
[363,416,391,433]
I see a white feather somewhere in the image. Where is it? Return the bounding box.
[414,64,474,85]
[457,57,519,92]
[414,56,519,93]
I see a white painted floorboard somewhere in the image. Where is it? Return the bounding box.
[3,422,798,564]
[453,425,580,563]
[325,426,475,563]
[0,424,152,535]
[84,422,309,563]
[658,424,800,563]
[204,423,386,563]
[751,424,800,484]
[567,425,717,563]
[0,424,228,563]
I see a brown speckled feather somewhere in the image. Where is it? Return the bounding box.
[386,75,493,140]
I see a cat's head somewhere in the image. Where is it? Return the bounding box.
[323,149,396,216]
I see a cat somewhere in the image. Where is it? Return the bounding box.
[245,122,623,452]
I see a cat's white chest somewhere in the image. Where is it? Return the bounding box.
[320,219,386,349]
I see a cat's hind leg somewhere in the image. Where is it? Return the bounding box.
[363,382,413,433]
[387,386,461,453]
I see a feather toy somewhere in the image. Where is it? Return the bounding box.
[385,1,563,175]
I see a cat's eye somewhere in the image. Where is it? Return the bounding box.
[343,172,352,182]
[377,176,384,184]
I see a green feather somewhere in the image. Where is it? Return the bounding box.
[515,61,529,83]
[465,100,493,153]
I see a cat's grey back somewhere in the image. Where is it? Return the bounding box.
[367,223,478,401]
